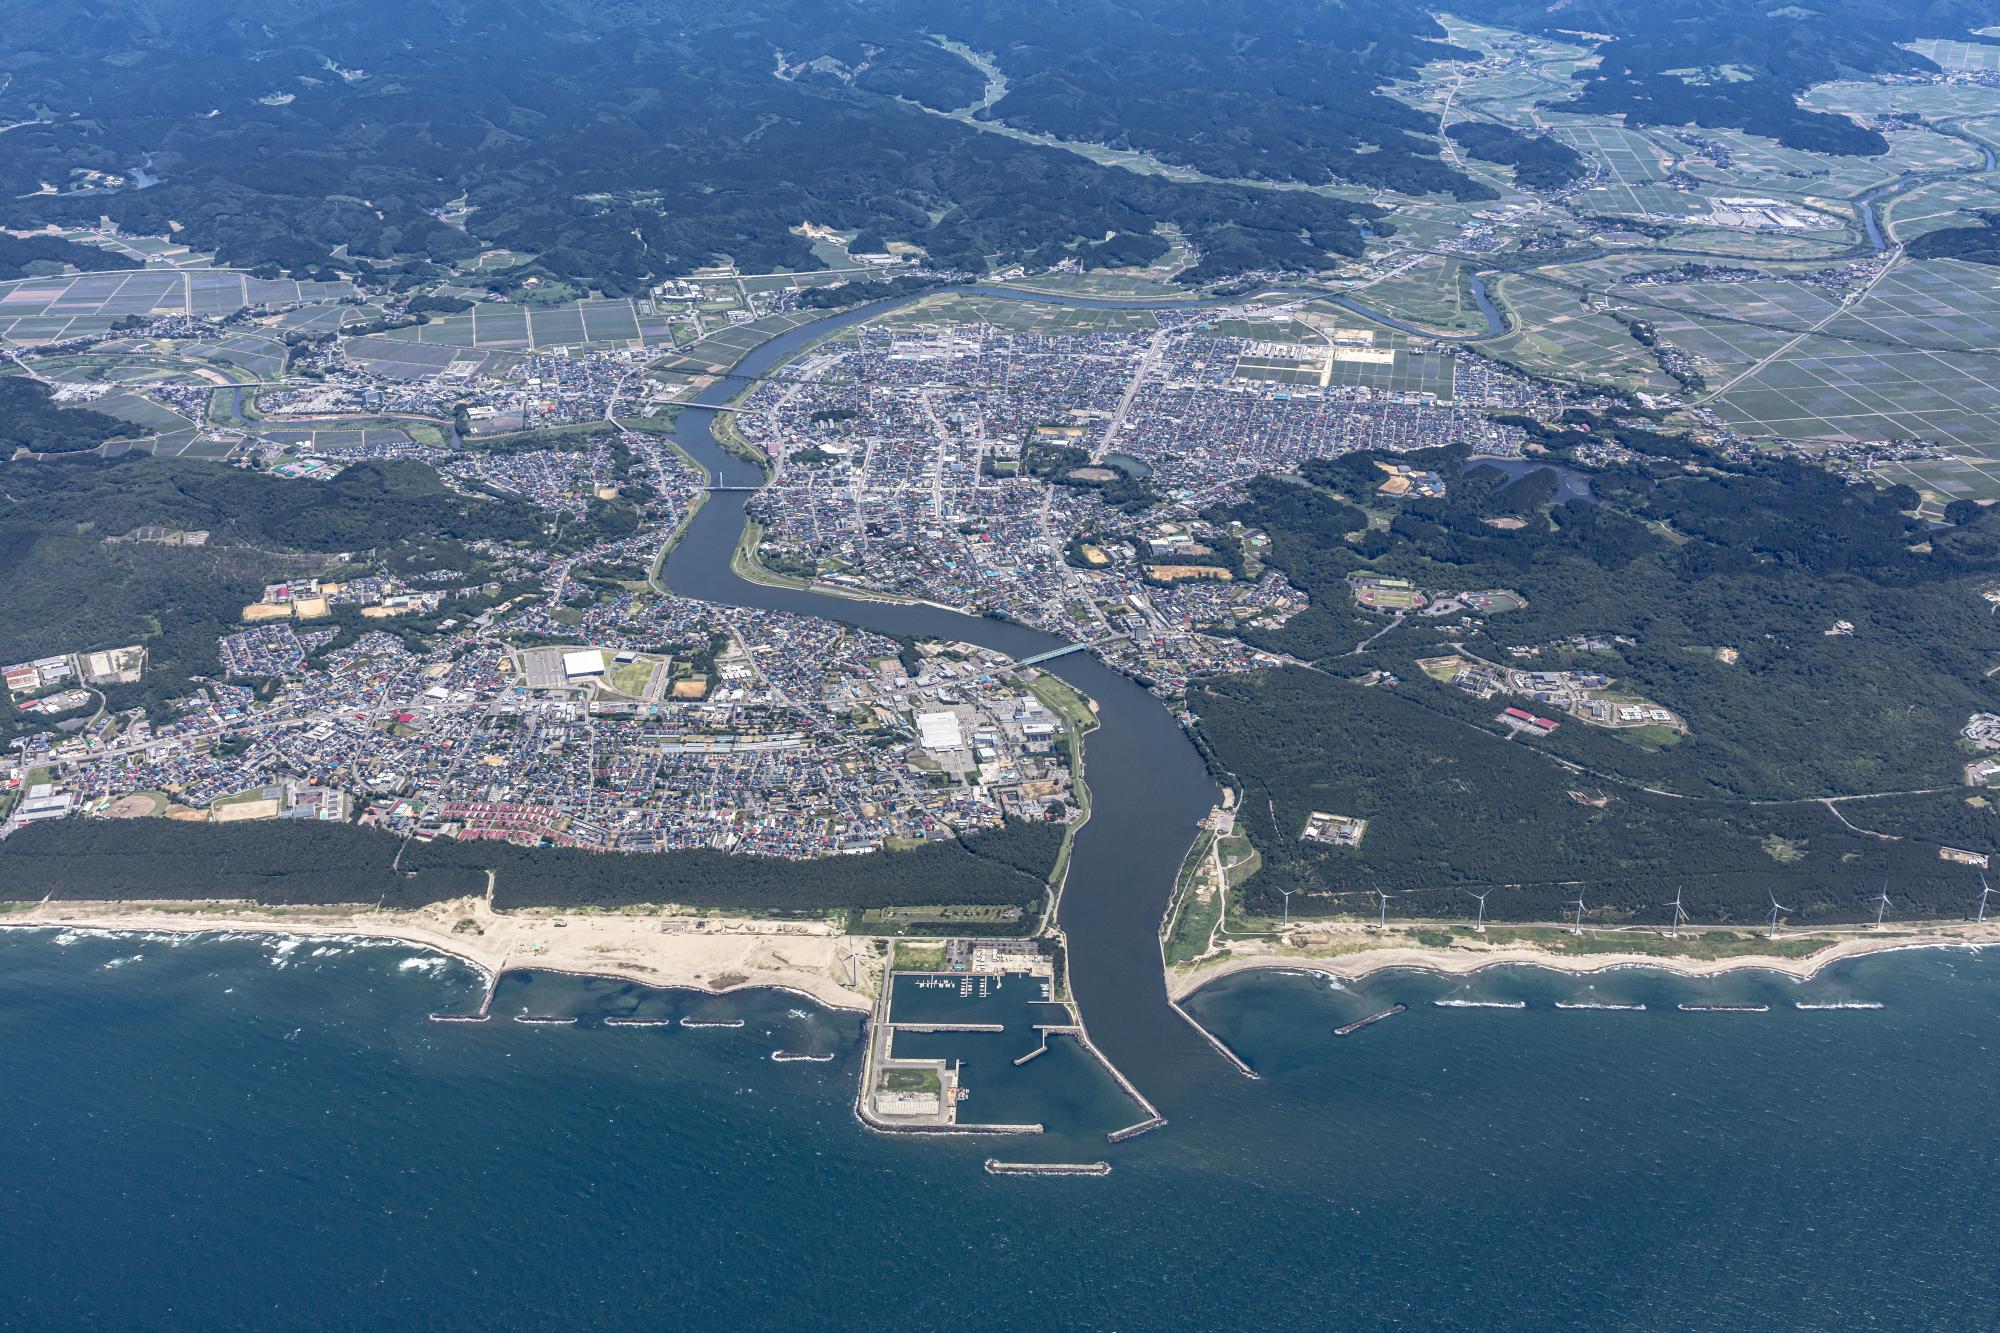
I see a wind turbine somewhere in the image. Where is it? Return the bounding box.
[1568,891,1587,936]
[1980,874,1995,924]
[1667,888,1685,939]
[1374,888,1392,932]
[1871,881,1892,930]
[1279,887,1297,930]
[840,948,861,988]
[1467,889,1490,934]
[1767,892,1791,941]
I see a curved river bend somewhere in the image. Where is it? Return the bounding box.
[659,292,1243,1115]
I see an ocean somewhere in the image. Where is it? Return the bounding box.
[4,928,1999,1329]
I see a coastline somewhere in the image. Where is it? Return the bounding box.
[1166,925,2000,1000]
[2,896,878,1013]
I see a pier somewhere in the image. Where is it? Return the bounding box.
[1166,997,1259,1080]
[1107,1117,1166,1144]
[888,1022,1007,1034]
[985,1160,1111,1177]
[1334,1003,1407,1036]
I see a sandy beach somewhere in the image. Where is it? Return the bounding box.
[4,895,881,1012]
[1166,923,2000,1000]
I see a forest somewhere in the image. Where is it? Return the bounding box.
[0,455,546,700]
[0,378,143,455]
[1214,444,2000,801]
[1465,0,2000,153]
[1194,433,2000,923]
[0,816,1062,915]
[0,233,130,281]
[0,0,1435,292]
[1446,124,1587,190]
[1195,667,2000,928]
[1907,212,2000,267]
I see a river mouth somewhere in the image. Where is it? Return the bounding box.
[655,288,1241,1112]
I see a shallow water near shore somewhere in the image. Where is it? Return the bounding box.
[6,928,2000,1328]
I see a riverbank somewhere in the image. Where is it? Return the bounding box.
[2,895,878,1012]
[1167,922,2000,998]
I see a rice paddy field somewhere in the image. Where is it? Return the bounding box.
[0,270,354,344]
[1901,38,2000,72]
[1871,453,2000,515]
[1233,347,1456,398]
[371,297,676,352]
[1710,339,2000,448]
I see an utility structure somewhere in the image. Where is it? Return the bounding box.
[1980,874,1995,924]
[1568,892,1588,936]
[1467,889,1490,934]
[1872,882,1892,930]
[840,948,861,989]
[1279,887,1297,930]
[1374,888,1392,932]
[1667,888,1686,939]
[1767,892,1792,940]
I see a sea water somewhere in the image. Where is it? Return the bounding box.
[4,928,1998,1328]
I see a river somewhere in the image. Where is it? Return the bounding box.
[659,292,1231,1117]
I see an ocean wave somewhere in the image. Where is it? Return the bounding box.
[102,953,142,969]
[398,956,450,974]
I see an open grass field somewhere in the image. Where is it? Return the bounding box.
[255,426,421,452]
[1883,174,2000,241]
[879,294,1159,333]
[1343,255,1492,336]
[1486,275,1675,391]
